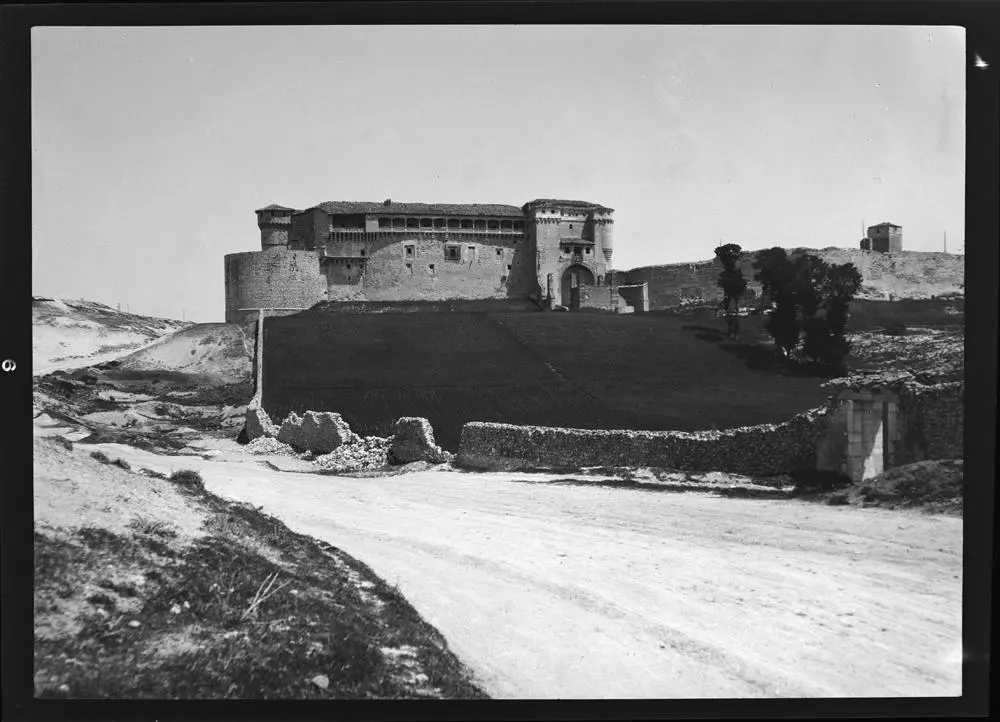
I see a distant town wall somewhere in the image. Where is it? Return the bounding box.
[615,249,964,312]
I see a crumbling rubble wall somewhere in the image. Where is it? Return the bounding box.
[456,407,833,473]
[387,417,452,464]
[276,410,360,453]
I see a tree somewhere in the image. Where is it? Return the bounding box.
[753,248,862,372]
[714,243,748,338]
[753,248,799,356]
[813,262,863,370]
[752,247,788,313]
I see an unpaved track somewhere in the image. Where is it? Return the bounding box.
[91,445,963,699]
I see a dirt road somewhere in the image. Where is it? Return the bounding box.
[94,443,963,699]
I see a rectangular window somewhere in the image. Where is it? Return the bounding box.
[429,264,436,274]
[507,264,512,271]
[467,245,475,259]
[585,247,591,254]
[405,245,414,258]
[405,262,413,273]
[496,248,503,257]
[444,245,461,261]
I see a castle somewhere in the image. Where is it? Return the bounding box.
[225,198,616,324]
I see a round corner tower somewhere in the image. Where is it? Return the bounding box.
[255,204,295,251]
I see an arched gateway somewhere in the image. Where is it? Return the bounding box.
[561,264,595,309]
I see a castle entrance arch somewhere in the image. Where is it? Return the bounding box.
[561,265,595,309]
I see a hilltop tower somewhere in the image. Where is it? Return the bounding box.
[255,204,295,251]
[861,222,902,253]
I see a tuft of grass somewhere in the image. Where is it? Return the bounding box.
[111,458,131,471]
[128,516,177,539]
[54,436,75,451]
[90,450,111,464]
[169,469,204,489]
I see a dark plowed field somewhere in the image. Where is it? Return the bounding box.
[262,311,834,451]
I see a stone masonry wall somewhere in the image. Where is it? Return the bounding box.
[224,250,329,325]
[330,232,537,302]
[457,406,833,474]
[896,380,964,463]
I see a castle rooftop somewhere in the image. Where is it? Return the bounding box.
[523,199,614,212]
[255,203,299,213]
[308,201,524,217]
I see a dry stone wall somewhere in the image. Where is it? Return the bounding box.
[901,381,963,460]
[457,406,834,474]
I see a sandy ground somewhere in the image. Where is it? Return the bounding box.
[82,438,963,700]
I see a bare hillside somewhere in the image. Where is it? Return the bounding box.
[33,298,191,375]
[117,323,252,384]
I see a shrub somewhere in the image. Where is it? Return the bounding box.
[111,458,131,471]
[169,469,204,489]
[90,451,111,464]
[54,436,74,451]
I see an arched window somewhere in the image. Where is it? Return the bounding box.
[500,220,513,230]
[393,218,405,229]
[461,219,473,229]
[434,218,446,229]
[474,219,486,230]
[406,218,420,229]
[378,217,391,229]
[420,218,433,228]
[487,219,500,230]
[448,218,460,229]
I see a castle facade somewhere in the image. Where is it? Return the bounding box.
[225,198,615,324]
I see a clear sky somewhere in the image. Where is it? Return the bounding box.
[32,25,965,322]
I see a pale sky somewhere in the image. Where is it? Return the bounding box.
[32,25,965,322]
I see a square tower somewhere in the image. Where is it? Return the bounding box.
[864,222,902,253]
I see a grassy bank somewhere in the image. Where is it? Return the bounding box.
[34,442,488,699]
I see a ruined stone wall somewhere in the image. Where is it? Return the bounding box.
[456,407,831,474]
[577,284,616,311]
[224,249,328,325]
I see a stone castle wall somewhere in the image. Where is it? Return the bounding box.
[322,231,538,302]
[224,250,328,325]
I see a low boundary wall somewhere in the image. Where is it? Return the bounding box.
[457,406,833,474]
